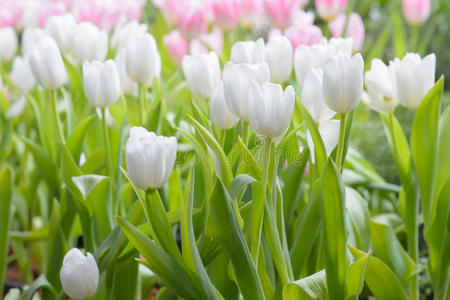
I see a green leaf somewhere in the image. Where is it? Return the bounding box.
[345,253,370,300]
[236,136,262,180]
[22,274,57,300]
[283,270,328,300]
[72,174,108,200]
[10,225,49,241]
[228,174,257,200]
[0,166,13,297]
[67,114,95,163]
[435,105,450,209]
[345,188,370,252]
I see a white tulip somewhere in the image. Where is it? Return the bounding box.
[27,36,68,90]
[111,17,148,50]
[265,36,293,83]
[0,27,18,62]
[323,53,364,113]
[294,43,335,89]
[126,127,177,190]
[10,56,36,94]
[389,53,435,109]
[60,248,99,300]
[21,28,47,55]
[301,68,335,123]
[125,33,161,86]
[83,60,121,108]
[182,51,221,99]
[363,58,398,114]
[248,81,295,141]
[114,47,138,95]
[70,22,108,63]
[307,119,340,163]
[223,62,270,122]
[210,82,239,129]
[6,96,26,119]
[45,14,76,52]
[327,37,353,56]
[230,38,265,64]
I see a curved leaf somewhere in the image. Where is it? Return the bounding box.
[283,270,328,300]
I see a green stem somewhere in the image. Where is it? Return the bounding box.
[335,113,347,172]
[219,129,226,148]
[101,108,113,180]
[409,25,419,52]
[243,122,250,145]
[139,84,147,125]
[50,89,65,145]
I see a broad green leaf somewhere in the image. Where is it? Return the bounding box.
[345,188,370,252]
[168,167,183,211]
[228,174,257,200]
[0,166,13,297]
[72,174,107,200]
[67,114,95,163]
[435,105,450,209]
[10,225,49,241]
[22,274,57,300]
[345,253,370,299]
[283,270,328,300]
[236,136,262,180]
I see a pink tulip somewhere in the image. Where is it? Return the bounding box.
[284,24,323,49]
[163,30,188,64]
[190,27,224,55]
[402,0,430,26]
[263,0,301,29]
[291,10,315,27]
[0,0,23,28]
[177,6,205,40]
[153,0,181,24]
[315,0,348,21]
[238,0,264,27]
[212,0,239,30]
[329,12,365,52]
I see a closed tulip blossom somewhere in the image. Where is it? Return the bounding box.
[223,62,270,122]
[114,47,138,95]
[322,53,364,113]
[238,0,264,27]
[230,38,265,64]
[10,56,36,94]
[182,51,221,99]
[163,30,188,65]
[210,82,239,129]
[315,0,348,21]
[177,7,205,40]
[263,0,301,29]
[45,14,76,52]
[327,37,353,55]
[83,60,121,108]
[21,28,48,55]
[363,59,398,114]
[110,18,148,50]
[284,24,323,51]
[70,22,108,63]
[212,0,240,30]
[402,0,431,26]
[0,27,17,62]
[329,13,365,52]
[265,36,293,83]
[248,81,295,140]
[125,127,177,190]
[125,33,161,86]
[389,53,435,109]
[60,248,99,300]
[27,36,68,90]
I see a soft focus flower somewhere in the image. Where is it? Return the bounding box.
[189,27,224,55]
[363,59,398,114]
[60,248,99,300]
[291,10,315,27]
[326,37,353,55]
[210,82,239,129]
[114,47,138,95]
[307,119,340,162]
[212,0,240,30]
[263,0,301,29]
[389,53,435,109]
[20,0,65,29]
[248,81,295,140]
[223,62,270,122]
[322,53,364,113]
[315,0,348,21]
[329,13,365,52]
[125,33,161,86]
[238,0,264,27]
[402,0,431,26]
[125,127,177,190]
[154,0,180,24]
[10,56,36,94]
[70,22,108,63]
[182,52,221,99]
[6,96,26,119]
[83,60,121,108]
[0,27,18,62]
[177,7,205,40]
[27,36,68,90]
[230,38,265,64]
[0,1,22,28]
[265,36,293,83]
[284,24,323,50]
[45,14,76,52]
[21,28,47,55]
[164,30,189,65]
[110,17,148,50]
[301,68,335,123]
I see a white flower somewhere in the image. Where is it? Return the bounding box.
[182,51,221,99]
[248,81,295,140]
[21,28,48,55]
[45,14,76,51]
[210,82,239,129]
[327,37,353,55]
[389,52,435,109]
[230,38,265,64]
[222,62,270,122]
[0,27,18,62]
[60,248,99,300]
[126,127,177,190]
[83,60,121,108]
[307,119,340,162]
[110,17,148,50]
[114,47,138,95]
[70,22,108,63]
[265,35,293,83]
[10,56,36,94]
[322,53,364,113]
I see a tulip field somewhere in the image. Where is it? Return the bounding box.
[1,0,450,299]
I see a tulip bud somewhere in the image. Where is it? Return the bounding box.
[307,119,340,162]
[10,56,36,94]
[327,37,353,56]
[263,0,301,29]
[329,13,365,52]
[177,7,205,40]
[21,28,48,55]
[284,24,323,50]
[114,47,138,95]
[182,51,221,99]
[248,81,295,140]
[294,44,335,89]
[111,18,148,50]
[27,36,68,90]
[223,62,270,122]
[322,53,364,113]
[0,27,18,62]
[230,38,265,64]
[125,33,161,86]
[126,127,177,190]
[402,0,430,26]
[60,248,99,300]
[315,0,348,21]
[363,59,398,114]
[265,35,293,83]
[389,53,435,109]
[212,0,240,30]
[45,14,76,52]
[301,68,335,123]
[239,0,264,27]
[163,30,188,65]
[70,22,108,63]
[210,82,239,129]
[83,60,121,108]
